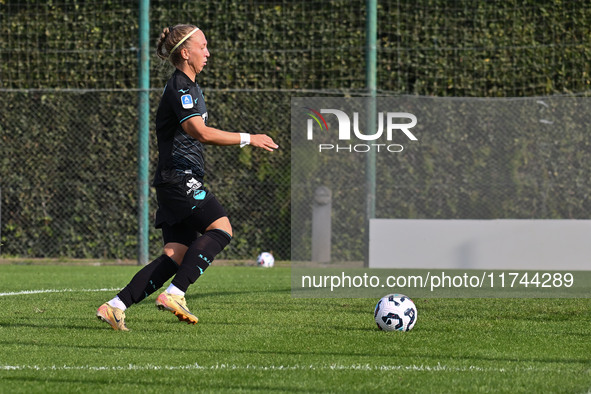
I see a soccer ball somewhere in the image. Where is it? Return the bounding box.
[374,294,417,332]
[256,252,275,268]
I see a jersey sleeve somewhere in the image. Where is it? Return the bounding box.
[167,84,208,125]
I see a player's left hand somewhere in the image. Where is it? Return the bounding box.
[250,134,279,151]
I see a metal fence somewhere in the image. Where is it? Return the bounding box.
[0,89,291,260]
[290,96,591,262]
[1,0,590,262]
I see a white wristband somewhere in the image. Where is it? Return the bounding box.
[239,133,250,148]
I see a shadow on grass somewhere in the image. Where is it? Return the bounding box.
[0,375,327,393]
[0,320,109,331]
[0,335,588,367]
[187,287,291,300]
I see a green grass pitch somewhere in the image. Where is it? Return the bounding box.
[0,263,589,393]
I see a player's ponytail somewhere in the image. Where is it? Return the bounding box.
[156,26,172,61]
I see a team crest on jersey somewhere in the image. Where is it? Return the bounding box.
[181,94,194,109]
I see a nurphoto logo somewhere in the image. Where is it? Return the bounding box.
[304,107,418,153]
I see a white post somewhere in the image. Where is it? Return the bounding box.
[312,186,332,263]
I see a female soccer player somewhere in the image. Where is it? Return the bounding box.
[96,24,278,330]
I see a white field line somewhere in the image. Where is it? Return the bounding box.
[0,288,119,297]
[0,363,556,373]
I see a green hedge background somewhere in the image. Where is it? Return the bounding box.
[2,0,589,94]
[1,1,590,261]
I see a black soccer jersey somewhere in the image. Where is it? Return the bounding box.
[153,69,208,186]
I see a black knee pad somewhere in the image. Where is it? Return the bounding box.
[192,228,232,257]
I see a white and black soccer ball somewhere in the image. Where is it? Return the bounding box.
[256,252,275,268]
[374,294,417,332]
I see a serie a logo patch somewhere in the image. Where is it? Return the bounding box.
[181,94,194,109]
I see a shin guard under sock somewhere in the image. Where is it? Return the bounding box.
[171,229,232,292]
[117,254,179,307]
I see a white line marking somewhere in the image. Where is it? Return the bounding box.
[0,288,119,297]
[0,363,559,373]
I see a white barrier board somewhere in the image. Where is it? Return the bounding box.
[369,219,591,270]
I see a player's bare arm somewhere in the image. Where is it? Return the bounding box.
[182,116,279,151]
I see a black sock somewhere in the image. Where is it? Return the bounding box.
[117,254,179,307]
[171,229,232,292]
